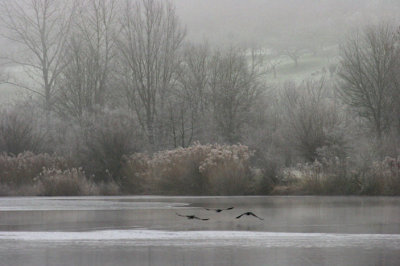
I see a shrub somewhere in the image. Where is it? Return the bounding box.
[0,184,41,196]
[148,144,211,194]
[281,79,348,162]
[80,111,138,182]
[120,153,150,194]
[0,109,45,155]
[199,144,254,195]
[280,155,400,195]
[281,157,360,195]
[122,143,255,195]
[360,156,400,195]
[0,152,70,187]
[96,181,120,195]
[35,168,99,196]
[252,166,276,195]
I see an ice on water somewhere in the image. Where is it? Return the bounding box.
[1,230,400,249]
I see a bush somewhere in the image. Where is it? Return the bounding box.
[359,157,400,195]
[281,158,359,195]
[122,143,255,195]
[36,168,99,196]
[147,144,211,194]
[199,144,254,195]
[281,79,348,162]
[96,181,120,195]
[0,184,41,196]
[280,155,400,195]
[120,153,150,194]
[80,111,138,182]
[0,152,70,187]
[0,109,45,155]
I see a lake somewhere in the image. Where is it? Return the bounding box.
[0,196,400,266]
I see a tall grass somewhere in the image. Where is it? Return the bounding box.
[36,168,99,196]
[0,152,69,187]
[1,147,398,196]
[280,156,400,195]
[122,143,255,195]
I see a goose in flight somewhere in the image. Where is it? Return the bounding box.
[236,212,264,220]
[204,207,234,213]
[176,213,209,221]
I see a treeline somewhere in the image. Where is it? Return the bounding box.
[0,0,399,196]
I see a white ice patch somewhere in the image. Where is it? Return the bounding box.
[1,230,400,249]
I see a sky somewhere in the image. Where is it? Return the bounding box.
[172,0,400,45]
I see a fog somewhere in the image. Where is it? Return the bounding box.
[1,3,400,266]
[2,0,398,49]
[173,0,400,45]
[0,0,400,197]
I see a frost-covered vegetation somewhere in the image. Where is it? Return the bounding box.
[122,143,255,195]
[0,0,399,196]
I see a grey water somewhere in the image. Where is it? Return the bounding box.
[0,196,400,266]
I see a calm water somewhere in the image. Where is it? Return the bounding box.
[0,196,400,266]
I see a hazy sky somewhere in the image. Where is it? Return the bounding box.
[172,0,400,45]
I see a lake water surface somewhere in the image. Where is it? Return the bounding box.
[0,196,399,265]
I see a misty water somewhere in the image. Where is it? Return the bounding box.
[0,196,400,266]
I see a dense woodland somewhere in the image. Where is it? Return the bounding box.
[0,0,399,196]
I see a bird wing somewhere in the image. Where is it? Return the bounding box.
[175,213,185,218]
[204,208,212,211]
[225,207,234,210]
[249,212,264,220]
[236,213,245,219]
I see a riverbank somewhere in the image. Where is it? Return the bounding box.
[1,148,399,197]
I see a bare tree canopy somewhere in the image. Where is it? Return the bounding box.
[282,78,346,161]
[169,42,211,148]
[117,0,186,147]
[209,47,266,143]
[338,23,400,138]
[56,0,118,119]
[0,0,77,111]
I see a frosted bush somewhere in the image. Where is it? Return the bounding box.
[280,155,400,195]
[198,144,254,195]
[122,143,255,195]
[361,156,400,195]
[0,152,69,186]
[121,153,151,194]
[147,143,213,194]
[36,168,99,196]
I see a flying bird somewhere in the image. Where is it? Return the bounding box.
[236,212,264,220]
[204,207,234,213]
[176,213,209,221]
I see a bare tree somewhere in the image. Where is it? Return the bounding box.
[338,23,399,139]
[0,107,45,155]
[0,0,76,111]
[168,42,211,148]
[282,78,346,161]
[56,0,117,120]
[269,34,307,68]
[209,47,265,143]
[117,0,186,146]
[281,47,304,68]
[269,58,282,79]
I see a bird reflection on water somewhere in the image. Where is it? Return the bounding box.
[175,213,209,221]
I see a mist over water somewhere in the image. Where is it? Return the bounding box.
[1,196,400,266]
